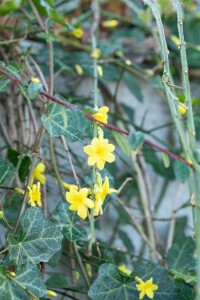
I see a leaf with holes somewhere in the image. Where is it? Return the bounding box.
[8,207,63,265]
[51,202,86,242]
[41,102,81,142]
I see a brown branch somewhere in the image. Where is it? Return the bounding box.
[0,66,193,169]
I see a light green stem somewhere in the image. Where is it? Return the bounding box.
[175,0,196,151]
[131,153,157,260]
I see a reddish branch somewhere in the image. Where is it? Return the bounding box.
[0,67,193,169]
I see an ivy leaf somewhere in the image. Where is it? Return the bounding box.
[128,131,144,150]
[51,202,86,242]
[132,262,179,300]
[173,161,190,183]
[0,159,14,186]
[88,263,135,300]
[41,102,81,142]
[27,82,43,100]
[8,207,63,265]
[167,237,195,272]
[89,262,179,300]
[0,262,46,300]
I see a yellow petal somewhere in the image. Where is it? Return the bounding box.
[83,198,94,209]
[88,156,97,166]
[77,205,88,219]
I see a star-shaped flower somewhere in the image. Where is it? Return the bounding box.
[27,182,42,207]
[84,138,115,170]
[93,106,109,124]
[66,188,94,219]
[135,276,158,299]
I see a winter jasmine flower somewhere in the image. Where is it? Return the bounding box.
[84,138,115,170]
[93,106,109,124]
[66,188,94,219]
[27,182,42,207]
[135,276,158,299]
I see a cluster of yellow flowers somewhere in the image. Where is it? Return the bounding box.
[65,106,117,220]
[119,265,158,299]
[15,106,116,220]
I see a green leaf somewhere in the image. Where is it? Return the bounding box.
[0,262,46,300]
[46,274,68,289]
[128,131,144,150]
[0,78,10,92]
[161,152,170,168]
[33,0,68,27]
[0,0,22,16]
[8,207,63,265]
[171,269,196,284]
[113,132,131,156]
[132,262,179,300]
[41,102,81,142]
[7,148,31,182]
[88,262,179,300]
[167,237,195,272]
[173,161,190,183]
[123,72,143,102]
[51,202,86,242]
[0,159,14,186]
[27,82,43,100]
[88,263,135,300]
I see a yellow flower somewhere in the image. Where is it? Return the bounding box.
[178,104,187,115]
[71,27,83,39]
[90,48,101,59]
[94,175,117,216]
[47,290,57,297]
[9,272,16,277]
[84,138,115,170]
[31,76,40,84]
[102,19,119,28]
[27,182,42,207]
[93,106,109,124]
[118,264,131,275]
[63,181,79,191]
[32,162,46,185]
[66,188,94,219]
[135,276,158,299]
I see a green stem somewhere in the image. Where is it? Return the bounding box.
[195,173,200,300]
[88,0,100,252]
[73,243,90,288]
[131,153,157,260]
[175,0,196,151]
